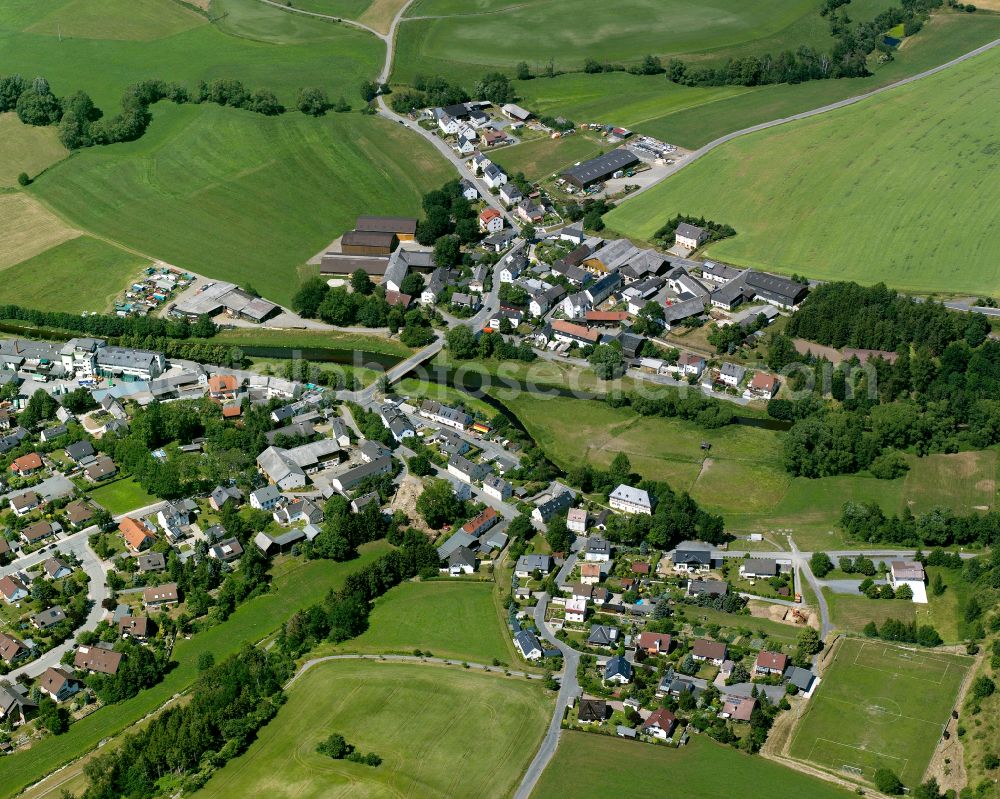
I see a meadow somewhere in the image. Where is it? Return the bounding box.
[0,236,148,313]
[501,394,998,545]
[0,112,67,185]
[532,730,856,799]
[195,659,551,799]
[211,327,414,358]
[393,0,886,84]
[0,543,391,799]
[316,580,517,664]
[0,0,382,108]
[29,103,453,306]
[0,192,80,270]
[605,43,1000,295]
[788,637,971,786]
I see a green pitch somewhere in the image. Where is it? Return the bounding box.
[788,637,971,786]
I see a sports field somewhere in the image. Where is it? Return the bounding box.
[30,104,453,306]
[195,659,551,799]
[605,44,1000,295]
[321,580,517,664]
[533,730,855,799]
[393,0,891,84]
[789,637,971,786]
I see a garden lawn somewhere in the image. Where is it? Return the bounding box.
[605,44,1000,295]
[86,476,158,515]
[788,636,971,786]
[0,236,149,313]
[678,604,803,646]
[533,730,855,799]
[0,113,67,185]
[915,566,972,645]
[30,104,453,306]
[0,544,390,799]
[195,659,551,799]
[318,580,516,663]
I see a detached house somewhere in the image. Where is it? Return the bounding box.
[39,667,80,703]
[641,707,676,740]
[673,541,713,572]
[10,452,43,476]
[604,655,632,684]
[754,651,789,675]
[74,645,122,675]
[143,582,179,609]
[609,484,652,515]
[479,208,504,234]
[482,163,507,189]
[636,632,672,656]
[499,183,522,207]
[120,517,155,552]
[674,222,710,250]
[719,362,746,387]
[691,639,728,665]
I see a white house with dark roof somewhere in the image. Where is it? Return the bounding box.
[889,560,928,603]
[718,362,746,387]
[609,484,652,515]
[675,222,710,250]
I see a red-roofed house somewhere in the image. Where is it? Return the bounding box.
[641,707,676,740]
[119,517,155,552]
[208,374,238,400]
[551,319,601,345]
[720,696,756,722]
[636,632,671,655]
[749,372,778,399]
[754,650,788,675]
[692,639,728,665]
[462,506,499,537]
[10,453,43,475]
[585,310,629,325]
[479,208,503,234]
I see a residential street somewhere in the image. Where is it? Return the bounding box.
[514,592,580,799]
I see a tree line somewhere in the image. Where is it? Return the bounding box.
[0,303,217,340]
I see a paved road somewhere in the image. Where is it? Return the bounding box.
[2,526,110,681]
[618,37,1000,205]
[287,652,542,688]
[514,592,579,799]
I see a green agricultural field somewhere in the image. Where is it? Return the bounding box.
[606,44,1000,295]
[292,0,374,19]
[195,659,551,799]
[30,104,453,306]
[0,192,80,270]
[916,567,972,644]
[86,476,158,515]
[0,236,148,313]
[0,113,67,186]
[393,0,890,85]
[0,0,382,108]
[319,580,517,663]
[533,730,855,799]
[789,637,971,786]
[0,544,390,799]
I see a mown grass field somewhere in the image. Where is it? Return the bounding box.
[789,637,970,786]
[0,112,68,185]
[86,475,159,515]
[495,133,604,183]
[30,104,453,306]
[393,0,886,84]
[824,589,918,633]
[0,192,80,270]
[0,544,391,799]
[533,731,855,799]
[195,659,551,799]
[0,0,382,108]
[502,394,998,546]
[606,43,1000,295]
[317,580,517,664]
[0,236,148,313]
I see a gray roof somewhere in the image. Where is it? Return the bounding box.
[437,531,478,559]
[675,222,707,239]
[609,484,651,509]
[588,625,618,646]
[95,346,162,371]
[514,629,542,656]
[744,270,809,304]
[562,149,639,186]
[65,440,96,462]
[256,446,305,486]
[783,665,816,691]
[604,655,632,680]
[250,485,282,504]
[448,545,477,568]
[720,362,746,381]
[515,553,553,572]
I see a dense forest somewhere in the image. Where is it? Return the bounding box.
[766,282,999,478]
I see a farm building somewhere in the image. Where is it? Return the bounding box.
[562,149,639,189]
